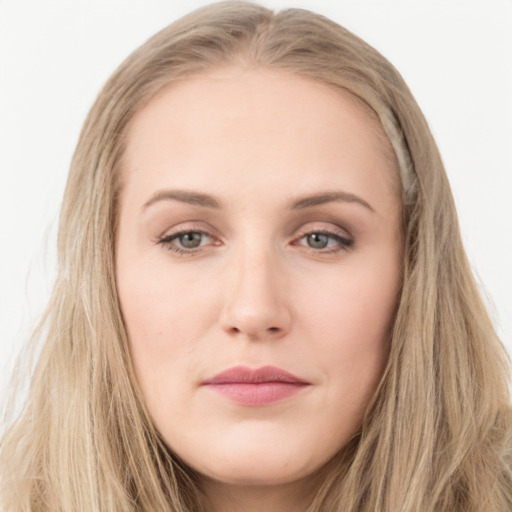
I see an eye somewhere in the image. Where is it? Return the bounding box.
[296,230,353,253]
[304,233,331,249]
[157,229,218,255]
[177,232,204,249]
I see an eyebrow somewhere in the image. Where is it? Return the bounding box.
[142,190,221,210]
[142,189,374,213]
[291,191,375,213]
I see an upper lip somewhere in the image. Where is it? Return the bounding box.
[202,365,310,385]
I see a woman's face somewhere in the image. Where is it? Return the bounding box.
[116,67,402,496]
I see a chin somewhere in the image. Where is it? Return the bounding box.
[199,458,312,487]
[179,437,328,488]
[162,413,356,489]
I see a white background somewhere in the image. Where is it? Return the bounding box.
[1,0,511,405]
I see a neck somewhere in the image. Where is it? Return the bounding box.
[202,477,318,512]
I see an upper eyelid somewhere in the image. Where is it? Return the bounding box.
[157,222,219,239]
[294,223,352,239]
[157,221,352,239]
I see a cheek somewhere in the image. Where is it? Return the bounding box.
[297,256,399,399]
[299,259,398,348]
[118,265,220,359]
[120,273,207,341]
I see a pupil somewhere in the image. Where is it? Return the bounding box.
[307,233,328,249]
[180,232,202,248]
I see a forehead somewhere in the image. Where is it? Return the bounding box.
[121,66,400,209]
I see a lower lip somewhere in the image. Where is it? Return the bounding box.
[205,382,309,406]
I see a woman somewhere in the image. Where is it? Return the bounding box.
[1,2,511,511]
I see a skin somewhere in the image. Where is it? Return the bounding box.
[116,67,403,512]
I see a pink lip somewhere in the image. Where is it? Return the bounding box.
[202,365,310,406]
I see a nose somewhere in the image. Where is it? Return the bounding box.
[219,245,292,340]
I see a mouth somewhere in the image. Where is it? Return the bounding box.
[201,365,311,406]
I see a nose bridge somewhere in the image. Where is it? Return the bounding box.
[220,237,291,339]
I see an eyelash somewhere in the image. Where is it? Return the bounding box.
[157,229,217,256]
[156,228,353,256]
[295,229,353,254]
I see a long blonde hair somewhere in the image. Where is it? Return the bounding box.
[2,2,511,510]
